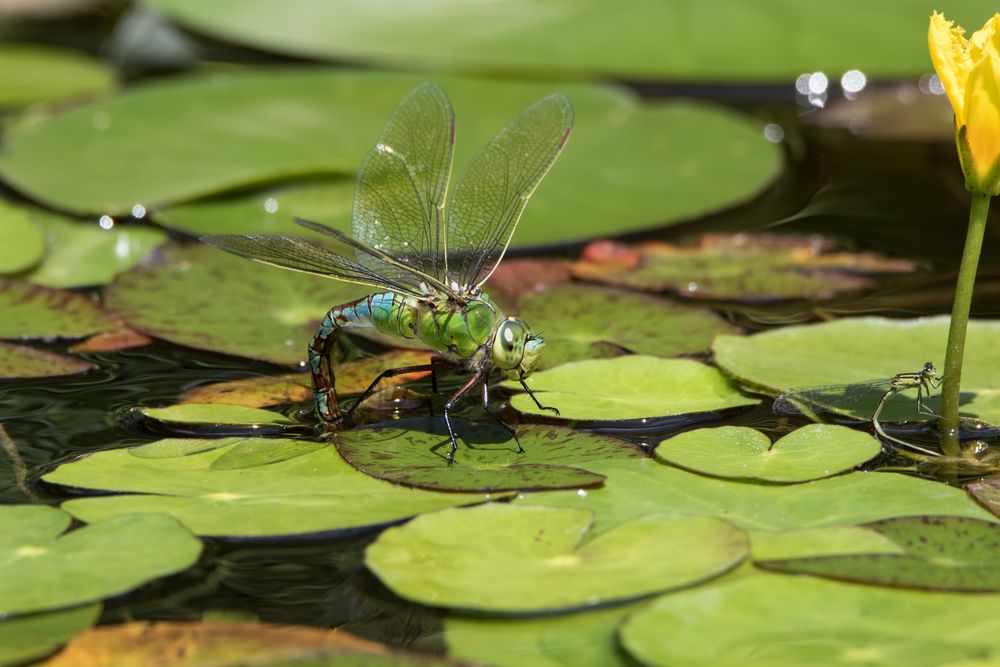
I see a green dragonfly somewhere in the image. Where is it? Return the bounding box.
[203,83,572,459]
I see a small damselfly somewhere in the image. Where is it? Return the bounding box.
[773,362,943,456]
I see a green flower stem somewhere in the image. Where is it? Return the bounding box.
[939,192,991,455]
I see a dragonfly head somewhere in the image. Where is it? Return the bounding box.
[491,317,545,380]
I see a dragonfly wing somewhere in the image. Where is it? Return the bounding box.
[447,94,573,289]
[352,82,455,285]
[201,234,425,298]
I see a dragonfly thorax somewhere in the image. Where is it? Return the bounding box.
[491,317,545,380]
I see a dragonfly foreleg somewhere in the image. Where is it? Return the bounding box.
[344,358,455,422]
[443,369,489,462]
[519,379,560,416]
[481,382,523,453]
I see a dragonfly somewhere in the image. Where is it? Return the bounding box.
[202,83,572,460]
[773,362,943,456]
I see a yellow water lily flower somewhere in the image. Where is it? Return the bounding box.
[929,12,1000,195]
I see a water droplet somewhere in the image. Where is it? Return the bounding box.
[98,215,114,229]
[131,204,147,219]
[264,197,278,214]
[763,123,785,144]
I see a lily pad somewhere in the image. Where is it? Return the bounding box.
[510,356,759,421]
[0,604,100,666]
[68,328,152,353]
[758,516,1000,592]
[514,458,995,534]
[515,284,739,369]
[366,504,748,613]
[45,438,511,538]
[572,235,916,301]
[0,43,114,107]
[749,525,904,561]
[654,424,881,482]
[139,403,294,426]
[0,70,780,249]
[0,279,116,340]
[0,341,94,378]
[145,0,987,81]
[337,419,641,491]
[0,505,201,617]
[713,316,1000,423]
[20,211,167,288]
[41,620,396,667]
[155,178,354,237]
[0,201,44,274]
[969,478,1000,519]
[445,602,642,667]
[104,243,368,366]
[619,572,1000,667]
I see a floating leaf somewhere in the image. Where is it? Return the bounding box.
[41,620,396,667]
[969,477,1000,519]
[45,438,511,538]
[0,201,44,274]
[0,43,114,107]
[68,328,152,353]
[750,525,904,561]
[0,341,94,378]
[337,419,641,492]
[510,356,759,421]
[0,280,116,340]
[758,516,1000,592]
[20,212,167,288]
[713,316,1000,423]
[104,244,368,366]
[0,604,100,667]
[572,235,916,301]
[180,373,312,408]
[514,458,994,534]
[485,258,574,309]
[0,505,200,617]
[445,603,641,667]
[654,424,881,482]
[366,504,747,614]
[144,0,987,81]
[621,572,1000,667]
[140,403,294,426]
[0,70,780,250]
[515,284,739,369]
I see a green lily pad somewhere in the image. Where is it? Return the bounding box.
[713,316,1000,423]
[0,604,100,666]
[155,178,354,237]
[0,279,116,340]
[0,341,94,378]
[0,43,114,107]
[0,201,44,274]
[515,284,739,369]
[515,458,994,534]
[0,70,780,250]
[510,356,759,421]
[145,0,987,81]
[572,235,915,301]
[366,504,747,614]
[654,424,881,482]
[140,403,294,426]
[337,419,641,491]
[0,505,200,617]
[445,602,642,667]
[758,516,1000,592]
[45,438,511,538]
[21,211,167,288]
[619,572,1000,667]
[750,525,904,561]
[104,243,368,366]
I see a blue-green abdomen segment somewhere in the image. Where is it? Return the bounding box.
[309,291,502,422]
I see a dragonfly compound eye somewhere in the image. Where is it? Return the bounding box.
[493,318,530,370]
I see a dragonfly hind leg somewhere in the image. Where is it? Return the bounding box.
[481,381,524,453]
[343,357,455,422]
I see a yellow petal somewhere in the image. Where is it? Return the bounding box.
[964,52,1000,184]
[969,13,1000,61]
[929,11,973,122]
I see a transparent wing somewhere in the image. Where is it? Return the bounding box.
[352,82,455,285]
[447,94,573,289]
[201,234,426,298]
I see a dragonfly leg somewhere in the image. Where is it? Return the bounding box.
[344,358,455,421]
[481,382,523,453]
[444,369,489,462]
[520,379,560,416]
